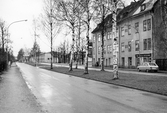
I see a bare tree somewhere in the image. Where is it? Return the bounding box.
[75,6,86,69]
[53,0,82,71]
[92,0,115,71]
[153,2,167,59]
[41,0,61,69]
[0,19,7,52]
[77,0,97,74]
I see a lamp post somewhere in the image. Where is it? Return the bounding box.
[6,19,27,68]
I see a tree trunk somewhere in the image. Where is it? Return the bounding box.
[69,27,75,71]
[101,4,105,71]
[84,36,89,74]
[112,1,119,80]
[76,17,81,69]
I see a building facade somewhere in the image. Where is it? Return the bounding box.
[118,0,154,68]
[92,0,160,69]
[92,14,114,67]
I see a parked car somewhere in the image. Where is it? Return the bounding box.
[137,62,159,72]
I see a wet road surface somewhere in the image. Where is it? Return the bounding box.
[17,63,167,113]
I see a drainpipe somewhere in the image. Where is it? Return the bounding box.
[150,11,154,62]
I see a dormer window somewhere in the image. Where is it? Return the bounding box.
[141,4,146,11]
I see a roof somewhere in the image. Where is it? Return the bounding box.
[92,1,144,34]
[117,0,145,22]
[91,13,113,34]
[92,0,159,34]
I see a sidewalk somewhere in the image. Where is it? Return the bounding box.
[0,63,45,113]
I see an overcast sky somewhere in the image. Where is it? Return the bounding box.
[0,0,134,56]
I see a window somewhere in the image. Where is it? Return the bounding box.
[107,45,112,54]
[143,38,152,50]
[93,47,95,55]
[104,33,106,41]
[135,40,139,51]
[143,19,151,31]
[98,34,101,42]
[128,41,132,52]
[116,29,118,38]
[98,46,100,54]
[107,45,110,54]
[128,25,131,35]
[135,22,139,33]
[141,4,146,11]
[128,57,132,67]
[121,42,125,52]
[148,38,151,50]
[143,20,147,31]
[107,32,111,40]
[143,39,147,50]
[104,46,106,54]
[122,57,125,67]
[112,32,115,39]
[92,35,95,42]
[147,19,151,30]
[121,27,124,37]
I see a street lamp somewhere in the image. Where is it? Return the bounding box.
[6,19,27,68]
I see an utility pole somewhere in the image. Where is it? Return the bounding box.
[34,32,37,66]
[112,0,119,80]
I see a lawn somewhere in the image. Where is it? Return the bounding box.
[27,62,167,96]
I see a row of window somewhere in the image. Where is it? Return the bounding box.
[92,30,119,42]
[120,18,151,37]
[121,38,151,52]
[97,32,112,42]
[97,45,112,54]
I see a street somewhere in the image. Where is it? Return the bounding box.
[17,63,167,113]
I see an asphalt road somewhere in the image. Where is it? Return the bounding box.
[17,63,167,113]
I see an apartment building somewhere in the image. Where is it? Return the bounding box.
[92,0,159,68]
[118,0,156,68]
[92,14,114,66]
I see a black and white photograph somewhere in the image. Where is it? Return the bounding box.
[0,0,167,113]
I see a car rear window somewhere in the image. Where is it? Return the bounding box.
[149,63,157,66]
